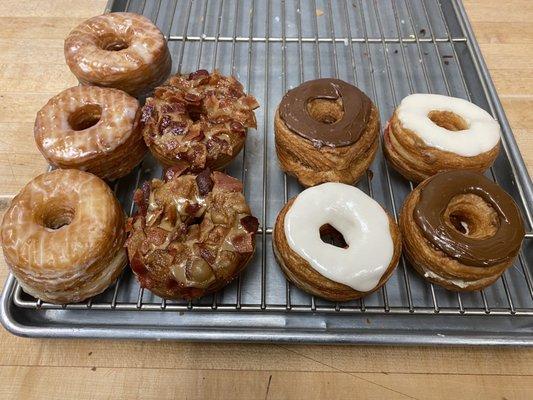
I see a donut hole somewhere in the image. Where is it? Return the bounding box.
[39,204,76,230]
[428,110,468,131]
[307,98,344,125]
[319,224,348,249]
[99,34,129,51]
[186,105,204,123]
[68,104,102,131]
[444,194,499,239]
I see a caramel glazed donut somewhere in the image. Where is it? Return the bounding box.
[273,183,401,302]
[384,94,501,183]
[125,167,259,300]
[34,86,146,180]
[64,12,171,97]
[400,170,525,291]
[275,78,380,187]
[1,170,127,304]
[140,69,259,171]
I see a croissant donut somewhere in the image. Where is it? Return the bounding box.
[34,86,146,180]
[0,170,127,304]
[384,94,500,183]
[400,171,524,291]
[275,79,379,187]
[273,183,401,302]
[64,12,171,97]
[140,69,259,171]
[125,167,259,300]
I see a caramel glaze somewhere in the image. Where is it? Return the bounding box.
[278,78,371,147]
[414,171,524,267]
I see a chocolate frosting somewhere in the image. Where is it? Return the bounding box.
[414,171,525,267]
[278,78,372,147]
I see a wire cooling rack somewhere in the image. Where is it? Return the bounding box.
[1,0,532,344]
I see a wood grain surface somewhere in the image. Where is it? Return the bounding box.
[0,1,532,399]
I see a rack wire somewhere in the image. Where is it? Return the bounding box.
[6,0,533,324]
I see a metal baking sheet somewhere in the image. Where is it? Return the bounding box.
[1,0,532,345]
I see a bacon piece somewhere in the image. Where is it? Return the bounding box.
[164,165,187,183]
[198,244,216,265]
[240,216,259,233]
[140,104,154,124]
[184,92,202,103]
[212,171,243,193]
[231,233,254,253]
[133,181,151,215]
[130,251,148,276]
[195,168,213,196]
[183,129,205,142]
[185,202,202,216]
[146,227,168,246]
[188,69,209,80]
[160,114,173,131]
[230,121,245,136]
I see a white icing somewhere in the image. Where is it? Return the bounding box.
[396,94,500,157]
[423,270,471,289]
[284,183,394,292]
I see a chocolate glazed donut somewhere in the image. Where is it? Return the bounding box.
[400,170,525,291]
[275,78,379,187]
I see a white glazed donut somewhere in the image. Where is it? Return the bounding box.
[383,93,501,182]
[396,94,500,157]
[273,183,401,301]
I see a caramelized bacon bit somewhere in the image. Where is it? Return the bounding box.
[168,121,186,135]
[133,182,151,215]
[185,202,202,216]
[230,121,245,135]
[240,216,259,233]
[198,245,216,265]
[188,69,209,80]
[164,163,188,182]
[140,104,154,124]
[130,252,149,276]
[159,114,172,132]
[231,233,254,253]
[183,129,205,142]
[184,93,201,103]
[195,168,213,196]
[212,171,243,193]
[146,227,168,246]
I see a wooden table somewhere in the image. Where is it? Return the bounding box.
[0,1,532,399]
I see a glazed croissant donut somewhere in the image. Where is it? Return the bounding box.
[400,171,524,291]
[0,170,127,304]
[384,94,500,183]
[273,183,401,301]
[275,79,379,187]
[125,167,258,300]
[34,86,146,180]
[64,12,171,97]
[140,69,259,171]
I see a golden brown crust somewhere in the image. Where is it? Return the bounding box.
[272,198,402,302]
[34,86,146,181]
[141,70,259,171]
[399,178,513,291]
[125,169,258,300]
[0,170,127,304]
[274,104,380,187]
[64,12,171,97]
[383,112,499,183]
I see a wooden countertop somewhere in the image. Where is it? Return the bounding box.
[0,1,532,399]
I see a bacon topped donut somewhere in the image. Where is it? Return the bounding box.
[140,69,259,171]
[125,168,258,300]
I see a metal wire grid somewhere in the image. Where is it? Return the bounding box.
[9,0,533,317]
